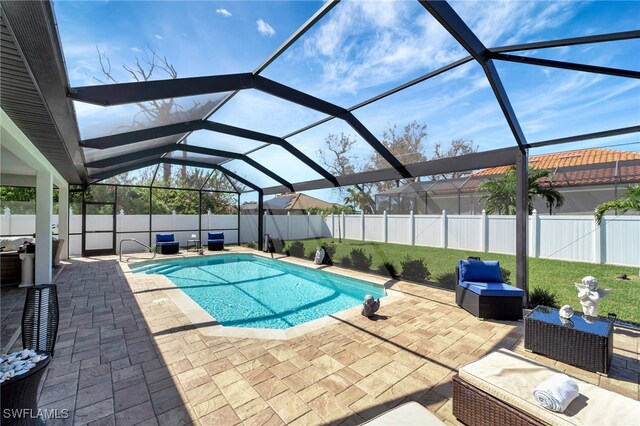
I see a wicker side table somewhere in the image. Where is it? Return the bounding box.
[0,352,51,426]
[524,306,613,374]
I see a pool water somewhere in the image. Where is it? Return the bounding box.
[131,254,386,329]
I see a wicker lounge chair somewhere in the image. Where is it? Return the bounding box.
[362,401,444,425]
[456,259,524,320]
[454,349,640,426]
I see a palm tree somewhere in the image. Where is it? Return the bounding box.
[343,187,375,213]
[594,184,640,225]
[309,205,355,243]
[479,167,564,215]
[529,169,565,215]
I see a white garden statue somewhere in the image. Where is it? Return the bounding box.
[314,247,326,265]
[575,276,610,318]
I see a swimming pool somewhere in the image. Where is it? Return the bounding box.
[131,254,386,329]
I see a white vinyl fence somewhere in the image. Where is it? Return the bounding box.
[2,208,637,267]
[0,210,332,256]
[322,211,640,268]
[249,213,331,243]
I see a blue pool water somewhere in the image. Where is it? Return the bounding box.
[130,254,386,329]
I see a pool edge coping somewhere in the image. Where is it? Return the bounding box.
[121,248,406,340]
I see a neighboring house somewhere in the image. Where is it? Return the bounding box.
[241,193,338,215]
[375,148,640,215]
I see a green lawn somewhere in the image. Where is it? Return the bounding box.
[292,238,640,324]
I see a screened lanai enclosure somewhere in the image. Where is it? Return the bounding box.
[1,0,639,301]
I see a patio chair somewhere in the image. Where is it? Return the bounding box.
[155,233,179,255]
[456,259,524,320]
[207,232,224,251]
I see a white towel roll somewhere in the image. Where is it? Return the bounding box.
[533,373,579,413]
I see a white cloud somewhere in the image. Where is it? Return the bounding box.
[155,34,163,40]
[449,1,582,47]
[295,2,465,98]
[216,8,232,17]
[256,19,275,37]
[131,47,142,53]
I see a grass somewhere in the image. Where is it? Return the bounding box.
[294,238,640,324]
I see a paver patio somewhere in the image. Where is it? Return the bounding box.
[2,250,638,425]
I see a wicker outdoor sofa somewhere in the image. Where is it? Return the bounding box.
[0,238,62,285]
[453,349,640,426]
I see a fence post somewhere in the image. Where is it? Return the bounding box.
[263,211,267,237]
[441,210,447,248]
[3,207,11,236]
[330,213,335,237]
[361,211,365,241]
[410,210,415,246]
[287,212,291,240]
[171,210,177,232]
[383,210,388,243]
[118,209,125,234]
[307,212,311,239]
[481,209,488,252]
[530,210,539,258]
[593,217,605,264]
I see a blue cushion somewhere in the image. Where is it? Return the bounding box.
[157,241,179,246]
[459,281,525,297]
[208,232,224,240]
[156,233,175,243]
[459,260,503,283]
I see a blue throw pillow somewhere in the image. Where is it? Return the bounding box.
[208,232,224,240]
[459,260,503,283]
[156,234,174,243]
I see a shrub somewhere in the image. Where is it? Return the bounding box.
[271,238,286,253]
[287,241,305,258]
[349,248,373,272]
[401,257,430,282]
[340,256,352,268]
[528,287,559,309]
[377,262,399,279]
[246,241,257,249]
[501,267,512,284]
[322,242,337,261]
[435,271,457,290]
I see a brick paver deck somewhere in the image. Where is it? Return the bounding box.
[2,252,638,425]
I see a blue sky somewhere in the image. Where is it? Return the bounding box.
[54,0,640,202]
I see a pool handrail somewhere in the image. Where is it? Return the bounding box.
[119,238,156,262]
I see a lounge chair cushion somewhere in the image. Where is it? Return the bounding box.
[459,260,503,283]
[0,237,33,252]
[459,281,525,297]
[156,234,175,243]
[361,402,444,425]
[459,349,640,426]
[208,232,224,241]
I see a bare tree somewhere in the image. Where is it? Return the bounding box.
[369,121,428,192]
[318,133,375,213]
[94,46,207,182]
[431,138,478,180]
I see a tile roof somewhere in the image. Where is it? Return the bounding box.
[241,193,337,211]
[472,148,640,177]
